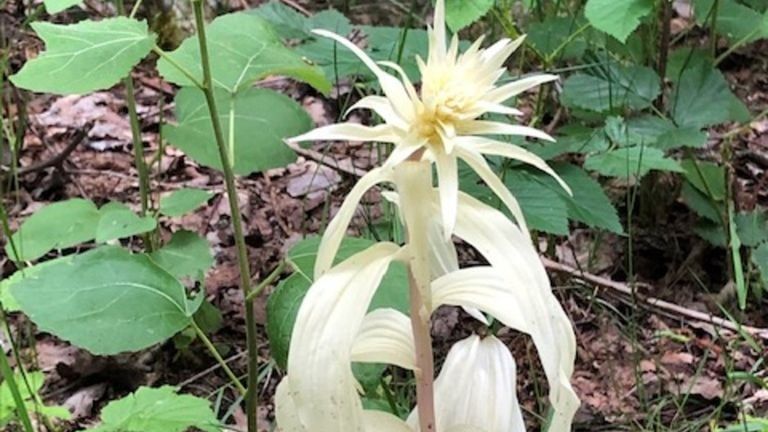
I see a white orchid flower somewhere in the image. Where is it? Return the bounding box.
[289,0,570,278]
[275,185,579,432]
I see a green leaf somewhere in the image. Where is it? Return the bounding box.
[43,0,81,13]
[266,236,409,369]
[10,18,155,95]
[363,27,433,82]
[681,181,723,222]
[0,372,70,425]
[585,0,654,42]
[158,188,214,217]
[670,64,747,128]
[157,11,329,94]
[735,210,768,247]
[531,125,609,160]
[90,386,218,432]
[681,160,726,200]
[149,231,214,280]
[561,64,660,112]
[250,0,311,39]
[0,257,76,313]
[526,16,590,60]
[444,0,495,31]
[164,87,311,175]
[5,199,101,262]
[555,163,623,233]
[753,243,768,292]
[504,169,570,235]
[654,127,708,150]
[584,147,684,178]
[96,204,157,243]
[693,0,768,42]
[11,247,201,355]
[265,273,311,369]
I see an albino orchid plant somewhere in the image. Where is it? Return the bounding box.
[276,1,580,431]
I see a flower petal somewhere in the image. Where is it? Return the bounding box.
[471,101,523,117]
[485,73,559,105]
[288,242,404,431]
[289,123,401,144]
[459,120,555,142]
[351,308,416,371]
[313,29,415,121]
[455,135,572,195]
[480,35,525,71]
[408,335,526,432]
[346,96,409,130]
[383,138,427,168]
[435,151,459,239]
[431,0,447,56]
[315,167,394,277]
[378,61,420,103]
[454,146,530,238]
[439,193,580,432]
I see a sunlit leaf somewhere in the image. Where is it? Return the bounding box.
[584,147,683,178]
[157,11,329,93]
[12,247,201,355]
[5,199,101,262]
[90,386,218,432]
[164,87,311,175]
[11,18,155,95]
[444,0,495,31]
[585,0,654,42]
[158,188,214,217]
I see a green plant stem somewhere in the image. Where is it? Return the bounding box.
[152,46,205,89]
[192,321,247,395]
[129,0,144,18]
[0,305,34,432]
[245,261,285,302]
[124,77,151,218]
[190,2,257,430]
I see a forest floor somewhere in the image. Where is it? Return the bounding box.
[1,0,767,431]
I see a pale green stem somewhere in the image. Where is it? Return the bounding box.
[192,321,247,395]
[190,2,258,430]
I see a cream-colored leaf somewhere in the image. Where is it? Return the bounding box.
[363,410,413,432]
[409,335,525,432]
[315,167,394,277]
[275,380,304,432]
[288,242,404,431]
[446,192,580,432]
[351,308,416,371]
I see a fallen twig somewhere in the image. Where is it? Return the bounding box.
[0,128,88,178]
[541,256,768,342]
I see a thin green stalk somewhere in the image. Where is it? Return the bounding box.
[192,321,247,395]
[152,46,205,89]
[710,0,720,58]
[0,319,34,432]
[129,0,144,18]
[190,2,257,430]
[117,0,153,250]
[245,261,285,302]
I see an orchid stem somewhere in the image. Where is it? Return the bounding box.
[190,1,257,430]
[192,321,247,395]
[399,159,437,432]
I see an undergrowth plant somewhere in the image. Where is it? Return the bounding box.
[274,1,578,430]
[2,0,330,430]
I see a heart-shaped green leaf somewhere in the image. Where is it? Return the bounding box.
[11,18,155,95]
[149,231,214,280]
[12,247,201,355]
[158,188,214,217]
[96,203,157,243]
[164,87,311,175]
[5,199,101,262]
[157,11,329,94]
